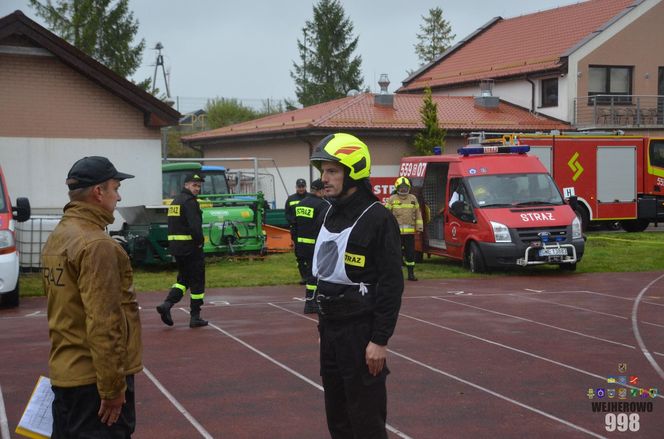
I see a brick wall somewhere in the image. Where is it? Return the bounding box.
[0,53,159,139]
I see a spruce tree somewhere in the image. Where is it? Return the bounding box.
[412,87,446,156]
[291,0,363,107]
[414,7,455,66]
[28,0,145,79]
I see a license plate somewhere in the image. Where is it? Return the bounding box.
[538,248,568,257]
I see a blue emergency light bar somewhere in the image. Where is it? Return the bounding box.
[457,145,530,156]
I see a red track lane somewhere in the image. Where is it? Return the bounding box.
[1,271,663,438]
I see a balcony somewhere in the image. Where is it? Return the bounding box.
[573,95,664,129]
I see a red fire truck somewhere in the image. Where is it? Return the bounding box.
[400,145,584,272]
[509,133,664,232]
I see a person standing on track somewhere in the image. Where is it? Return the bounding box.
[385,176,423,281]
[157,173,209,328]
[310,133,404,439]
[42,156,142,437]
[293,178,330,313]
[285,178,309,284]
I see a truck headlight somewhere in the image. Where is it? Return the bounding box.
[490,221,512,243]
[572,216,582,239]
[0,230,16,253]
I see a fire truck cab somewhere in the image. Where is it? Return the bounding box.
[0,165,30,307]
[400,145,584,272]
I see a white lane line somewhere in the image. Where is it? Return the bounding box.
[269,304,605,437]
[631,273,664,382]
[431,296,635,349]
[576,290,664,308]
[514,294,628,319]
[142,367,213,439]
[387,350,607,439]
[398,312,664,400]
[0,384,10,439]
[212,304,414,439]
[514,294,664,328]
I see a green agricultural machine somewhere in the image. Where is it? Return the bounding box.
[113,162,269,265]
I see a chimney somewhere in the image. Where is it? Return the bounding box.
[374,73,394,107]
[474,79,499,109]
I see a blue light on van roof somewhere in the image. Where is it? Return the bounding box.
[457,145,530,156]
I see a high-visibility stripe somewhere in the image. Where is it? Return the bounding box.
[404,261,415,266]
[295,206,314,218]
[390,204,418,209]
[289,200,300,206]
[306,284,317,291]
[168,235,193,241]
[297,237,316,244]
[399,226,416,233]
[172,283,186,293]
[190,293,205,300]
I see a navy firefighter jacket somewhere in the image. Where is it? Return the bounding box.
[314,188,404,346]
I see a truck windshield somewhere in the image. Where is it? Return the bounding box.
[162,171,230,199]
[466,173,563,208]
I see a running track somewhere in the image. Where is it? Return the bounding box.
[1,271,663,438]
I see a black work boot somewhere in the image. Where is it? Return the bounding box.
[189,312,208,328]
[407,266,418,281]
[189,299,208,327]
[156,302,174,326]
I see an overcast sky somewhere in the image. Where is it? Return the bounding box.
[1,0,581,112]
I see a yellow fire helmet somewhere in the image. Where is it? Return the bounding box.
[395,176,411,189]
[310,133,371,180]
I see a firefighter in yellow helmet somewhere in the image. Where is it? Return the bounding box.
[385,176,423,281]
[310,132,404,439]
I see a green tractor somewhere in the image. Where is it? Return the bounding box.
[114,162,267,265]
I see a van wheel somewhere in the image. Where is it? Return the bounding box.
[621,219,649,233]
[2,280,19,308]
[559,263,577,272]
[466,242,487,273]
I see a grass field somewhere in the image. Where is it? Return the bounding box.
[18,230,664,297]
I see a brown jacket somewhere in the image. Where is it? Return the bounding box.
[385,193,423,234]
[42,201,142,399]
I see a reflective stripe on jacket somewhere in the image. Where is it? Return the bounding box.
[385,193,423,235]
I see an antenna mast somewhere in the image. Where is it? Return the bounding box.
[151,42,171,98]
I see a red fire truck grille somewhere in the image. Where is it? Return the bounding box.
[516,226,569,244]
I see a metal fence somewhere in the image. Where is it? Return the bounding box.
[573,95,664,129]
[16,215,62,270]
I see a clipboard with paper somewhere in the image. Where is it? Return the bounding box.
[15,375,53,439]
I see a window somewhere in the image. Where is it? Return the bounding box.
[541,78,558,107]
[650,140,664,168]
[588,66,633,105]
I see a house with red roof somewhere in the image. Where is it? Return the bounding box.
[399,0,664,133]
[0,10,180,214]
[182,88,568,206]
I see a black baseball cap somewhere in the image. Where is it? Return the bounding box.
[296,178,307,187]
[66,156,134,190]
[310,179,324,190]
[185,173,205,183]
